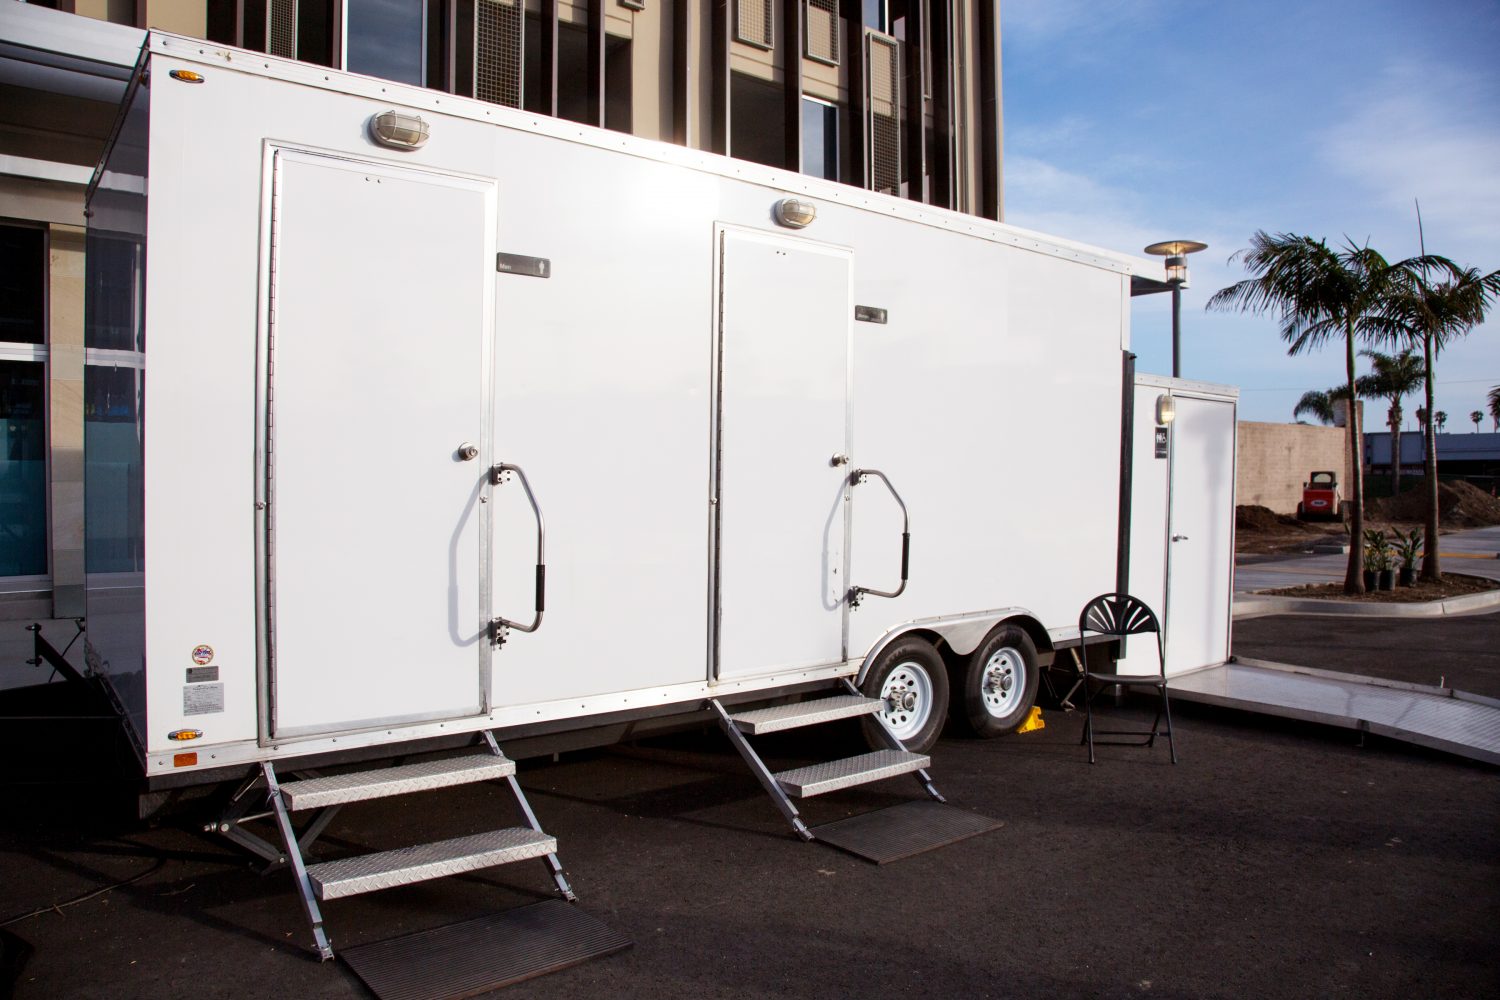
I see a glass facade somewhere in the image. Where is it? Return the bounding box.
[0,225,48,580]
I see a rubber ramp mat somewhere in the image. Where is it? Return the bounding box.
[341,900,631,1000]
[811,801,1002,864]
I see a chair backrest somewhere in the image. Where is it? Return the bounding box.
[1078,593,1161,640]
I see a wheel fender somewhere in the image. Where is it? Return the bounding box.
[855,609,1052,685]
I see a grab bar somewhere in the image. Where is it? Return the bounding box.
[490,462,546,639]
[848,467,909,607]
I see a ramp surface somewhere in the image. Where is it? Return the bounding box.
[340,900,631,1000]
[1171,659,1500,765]
[811,801,1003,864]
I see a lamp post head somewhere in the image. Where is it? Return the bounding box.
[1144,240,1207,289]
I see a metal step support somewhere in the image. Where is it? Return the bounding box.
[839,678,946,803]
[710,684,947,841]
[212,736,573,960]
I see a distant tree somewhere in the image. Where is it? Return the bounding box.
[1435,410,1448,432]
[1358,348,1425,495]
[1473,411,1484,432]
[1210,232,1403,594]
[1292,385,1353,425]
[1370,261,1500,581]
[1489,386,1499,430]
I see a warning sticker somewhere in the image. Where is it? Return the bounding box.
[186,666,219,684]
[184,683,225,716]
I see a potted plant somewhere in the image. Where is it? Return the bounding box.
[1362,529,1393,591]
[1393,528,1422,587]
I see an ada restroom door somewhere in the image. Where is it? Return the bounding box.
[713,228,852,680]
[1164,395,1237,674]
[263,148,496,739]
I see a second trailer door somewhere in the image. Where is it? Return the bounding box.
[713,229,852,680]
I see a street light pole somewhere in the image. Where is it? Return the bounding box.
[1144,240,1207,379]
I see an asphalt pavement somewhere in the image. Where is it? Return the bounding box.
[3,608,1497,1000]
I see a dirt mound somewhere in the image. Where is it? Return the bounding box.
[1236,504,1311,533]
[1373,480,1500,527]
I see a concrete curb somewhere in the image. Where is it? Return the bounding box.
[1234,588,1500,619]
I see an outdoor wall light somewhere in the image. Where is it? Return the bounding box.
[369,111,430,150]
[774,198,817,229]
[1144,240,1208,378]
[1156,393,1177,426]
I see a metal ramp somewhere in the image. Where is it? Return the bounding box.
[1170,658,1500,765]
[710,681,1001,861]
[214,732,628,995]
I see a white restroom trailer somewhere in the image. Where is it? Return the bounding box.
[82,33,1238,796]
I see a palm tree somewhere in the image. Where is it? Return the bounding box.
[1357,349,1425,495]
[1292,385,1353,425]
[1435,411,1448,432]
[1489,387,1499,430]
[1209,232,1401,594]
[1370,262,1500,581]
[1473,411,1484,432]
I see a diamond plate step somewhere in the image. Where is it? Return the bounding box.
[281,754,516,810]
[307,827,556,901]
[775,749,930,798]
[731,694,882,735]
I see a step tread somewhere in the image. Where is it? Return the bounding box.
[731,694,882,734]
[774,749,931,798]
[282,753,516,810]
[307,827,557,900]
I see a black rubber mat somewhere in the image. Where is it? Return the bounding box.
[341,900,631,1000]
[811,801,1003,864]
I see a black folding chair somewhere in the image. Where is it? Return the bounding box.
[1077,593,1176,764]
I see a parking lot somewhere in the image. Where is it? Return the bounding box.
[3,611,1498,999]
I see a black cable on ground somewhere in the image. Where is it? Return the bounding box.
[0,857,167,928]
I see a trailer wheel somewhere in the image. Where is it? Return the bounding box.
[950,624,1039,738]
[859,636,949,755]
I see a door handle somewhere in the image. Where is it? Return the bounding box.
[847,468,910,608]
[489,462,546,643]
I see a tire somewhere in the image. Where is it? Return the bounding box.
[858,636,950,755]
[1296,503,1306,521]
[950,624,1040,738]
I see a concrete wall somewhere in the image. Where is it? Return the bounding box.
[1236,421,1352,514]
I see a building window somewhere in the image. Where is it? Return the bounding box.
[801,97,838,180]
[0,224,49,581]
[346,0,428,86]
[730,72,785,168]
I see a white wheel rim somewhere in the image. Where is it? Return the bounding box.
[980,647,1025,718]
[878,660,933,741]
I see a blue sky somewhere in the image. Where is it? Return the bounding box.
[1001,0,1500,426]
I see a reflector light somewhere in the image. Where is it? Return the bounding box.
[173,753,198,768]
[369,111,431,150]
[168,729,203,741]
[169,70,205,84]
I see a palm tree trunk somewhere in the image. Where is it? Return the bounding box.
[1421,333,1441,582]
[1390,407,1401,497]
[1344,324,1365,594]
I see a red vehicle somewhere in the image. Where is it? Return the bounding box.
[1297,470,1341,521]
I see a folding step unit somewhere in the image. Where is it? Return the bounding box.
[213,731,576,962]
[710,679,1003,862]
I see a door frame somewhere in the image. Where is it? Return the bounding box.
[253,142,499,743]
[707,224,856,683]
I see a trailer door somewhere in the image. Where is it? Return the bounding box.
[1164,394,1237,674]
[261,149,496,739]
[713,229,851,680]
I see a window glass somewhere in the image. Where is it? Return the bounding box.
[802,98,839,180]
[0,361,47,577]
[347,0,426,86]
[0,227,45,346]
[84,365,144,574]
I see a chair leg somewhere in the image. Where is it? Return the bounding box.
[1162,686,1177,764]
[1083,680,1097,764]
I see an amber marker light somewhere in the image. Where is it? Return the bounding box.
[168,729,203,741]
[173,753,198,767]
[169,70,206,84]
